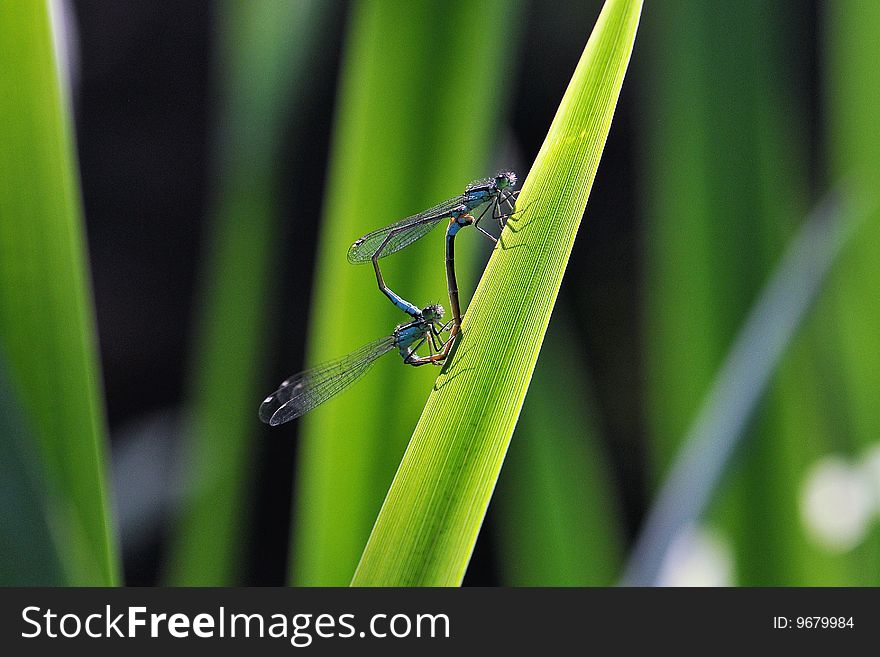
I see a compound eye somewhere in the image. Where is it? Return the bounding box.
[496,171,516,188]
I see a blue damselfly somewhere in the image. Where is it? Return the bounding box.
[259,304,450,426]
[347,171,519,318]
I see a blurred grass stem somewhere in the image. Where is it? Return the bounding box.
[621,187,869,586]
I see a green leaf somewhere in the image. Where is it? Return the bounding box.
[822,0,880,582]
[825,0,880,465]
[163,0,329,585]
[0,1,118,585]
[290,0,521,586]
[0,355,66,585]
[641,0,867,586]
[352,0,643,587]
[623,189,869,585]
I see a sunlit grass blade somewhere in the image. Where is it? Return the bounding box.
[494,315,623,586]
[290,0,521,586]
[352,0,643,587]
[0,1,118,585]
[163,0,329,585]
[621,188,869,585]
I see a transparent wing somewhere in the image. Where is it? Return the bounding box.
[347,195,468,263]
[259,335,396,426]
[464,176,495,193]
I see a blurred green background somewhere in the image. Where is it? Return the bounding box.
[1,0,878,586]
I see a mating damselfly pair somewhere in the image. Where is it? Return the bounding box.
[259,171,519,426]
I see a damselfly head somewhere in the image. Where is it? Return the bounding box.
[495,170,517,189]
[422,304,445,321]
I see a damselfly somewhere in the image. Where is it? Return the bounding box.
[259,304,450,426]
[347,171,519,318]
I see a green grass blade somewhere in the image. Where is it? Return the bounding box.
[822,1,880,582]
[0,1,118,585]
[640,1,729,474]
[642,1,863,586]
[290,0,521,586]
[0,355,66,585]
[494,314,623,586]
[163,0,328,585]
[352,0,643,587]
[825,1,880,464]
[622,189,868,585]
